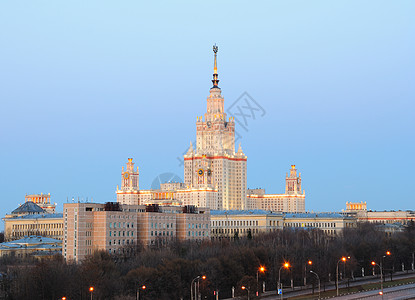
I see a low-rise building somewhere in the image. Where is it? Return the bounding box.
[283,212,357,236]
[211,210,283,239]
[0,236,62,259]
[3,201,63,242]
[3,214,64,242]
[211,210,357,239]
[344,202,415,225]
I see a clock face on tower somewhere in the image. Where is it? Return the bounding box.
[198,169,204,176]
[123,172,130,179]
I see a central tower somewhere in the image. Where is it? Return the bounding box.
[184,45,247,210]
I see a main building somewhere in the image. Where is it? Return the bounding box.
[116,46,305,213]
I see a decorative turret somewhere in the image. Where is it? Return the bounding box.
[120,158,139,191]
[285,165,303,195]
[237,143,244,155]
[186,141,194,156]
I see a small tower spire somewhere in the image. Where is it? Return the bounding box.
[212,44,219,88]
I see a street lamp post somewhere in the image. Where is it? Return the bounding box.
[191,276,199,300]
[191,275,206,300]
[372,261,383,298]
[136,285,146,300]
[412,251,414,271]
[241,286,250,300]
[256,266,265,296]
[304,260,312,286]
[336,257,347,296]
[89,286,94,300]
[309,271,321,300]
[382,251,391,282]
[278,262,290,300]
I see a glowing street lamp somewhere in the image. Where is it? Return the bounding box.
[256,265,266,296]
[191,275,206,300]
[278,262,290,300]
[382,251,391,282]
[136,285,146,300]
[89,286,94,300]
[241,285,250,300]
[372,261,383,298]
[304,260,313,286]
[336,256,349,296]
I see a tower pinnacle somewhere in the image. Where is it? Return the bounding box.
[212,44,219,88]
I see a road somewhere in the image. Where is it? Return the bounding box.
[333,283,415,299]
[228,271,415,300]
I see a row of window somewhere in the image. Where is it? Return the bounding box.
[285,222,337,228]
[109,239,134,246]
[109,222,134,228]
[212,220,259,227]
[12,223,62,229]
[188,231,207,237]
[213,228,259,234]
[109,230,134,237]
[151,231,173,237]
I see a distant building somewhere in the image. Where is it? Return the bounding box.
[0,236,62,259]
[211,210,283,239]
[346,201,367,212]
[114,47,306,212]
[247,165,306,213]
[211,210,356,239]
[25,193,56,213]
[63,202,210,262]
[283,212,357,236]
[344,202,415,225]
[3,201,63,242]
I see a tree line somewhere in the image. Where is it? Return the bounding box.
[1,222,414,300]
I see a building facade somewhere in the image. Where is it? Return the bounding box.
[63,202,210,262]
[3,200,63,242]
[211,210,283,239]
[283,213,356,236]
[211,210,356,239]
[4,214,64,242]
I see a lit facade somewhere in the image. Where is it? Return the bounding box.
[346,201,367,212]
[116,158,140,205]
[25,193,56,213]
[3,214,63,242]
[183,45,247,210]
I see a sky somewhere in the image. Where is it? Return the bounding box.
[0,1,414,230]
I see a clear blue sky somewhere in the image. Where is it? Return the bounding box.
[1,1,414,230]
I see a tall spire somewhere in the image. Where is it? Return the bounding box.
[212,44,219,88]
